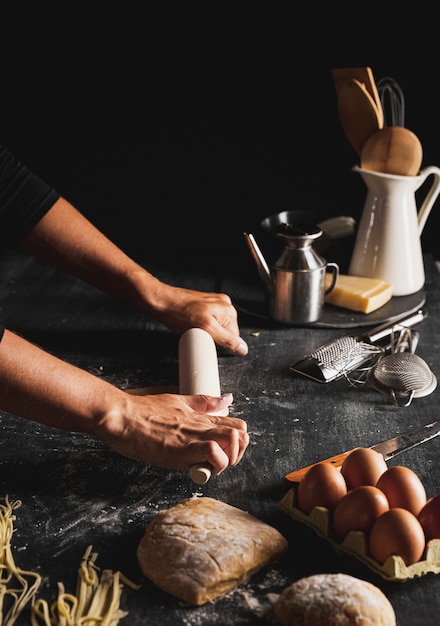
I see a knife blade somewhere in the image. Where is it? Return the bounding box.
[285,420,440,483]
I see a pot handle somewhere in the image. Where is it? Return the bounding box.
[417,166,440,235]
[324,263,339,296]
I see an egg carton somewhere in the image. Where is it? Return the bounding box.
[280,487,440,582]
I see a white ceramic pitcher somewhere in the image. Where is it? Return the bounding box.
[349,165,440,296]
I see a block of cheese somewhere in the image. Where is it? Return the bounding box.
[324,273,393,313]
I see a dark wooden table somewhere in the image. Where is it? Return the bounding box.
[1,248,439,625]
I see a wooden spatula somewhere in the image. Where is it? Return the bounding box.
[332,67,384,127]
[336,77,383,156]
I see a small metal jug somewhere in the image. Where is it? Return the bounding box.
[244,224,339,324]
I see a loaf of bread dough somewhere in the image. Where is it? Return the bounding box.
[136,496,288,605]
[274,573,396,625]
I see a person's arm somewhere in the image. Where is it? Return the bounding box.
[19,196,248,356]
[0,328,249,473]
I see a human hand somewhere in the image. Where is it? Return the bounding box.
[20,199,248,355]
[96,391,249,474]
[150,285,248,356]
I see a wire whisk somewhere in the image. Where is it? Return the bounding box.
[377,77,405,127]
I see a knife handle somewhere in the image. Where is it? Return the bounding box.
[284,449,359,483]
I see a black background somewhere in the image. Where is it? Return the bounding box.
[1,5,439,263]
[1,8,440,623]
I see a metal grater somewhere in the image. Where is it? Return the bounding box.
[289,309,427,383]
[292,336,383,383]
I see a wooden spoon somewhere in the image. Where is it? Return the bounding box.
[337,78,383,156]
[361,126,423,176]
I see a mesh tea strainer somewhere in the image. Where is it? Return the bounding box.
[369,328,437,407]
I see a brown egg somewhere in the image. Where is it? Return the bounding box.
[341,447,388,489]
[297,462,347,514]
[418,494,440,541]
[376,466,427,516]
[333,485,390,540]
[369,507,426,565]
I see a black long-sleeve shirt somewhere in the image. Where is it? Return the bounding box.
[0,143,60,341]
[0,144,60,248]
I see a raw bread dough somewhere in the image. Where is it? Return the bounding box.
[274,573,396,626]
[136,496,288,605]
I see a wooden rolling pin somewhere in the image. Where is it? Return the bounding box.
[179,328,228,485]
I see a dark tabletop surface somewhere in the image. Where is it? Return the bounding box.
[0,248,439,625]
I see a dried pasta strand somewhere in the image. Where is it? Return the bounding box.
[31,598,52,625]
[0,496,42,625]
[83,569,113,618]
[54,584,77,625]
[31,546,141,626]
[76,548,99,618]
